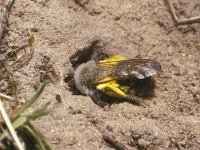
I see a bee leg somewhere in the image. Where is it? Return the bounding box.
[99,55,126,63]
[97,83,127,98]
[97,83,148,107]
[88,89,110,107]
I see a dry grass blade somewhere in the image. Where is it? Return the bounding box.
[10,82,49,120]
[0,0,15,39]
[27,101,51,120]
[164,0,200,25]
[0,101,51,141]
[102,131,135,150]
[25,122,54,150]
[0,93,13,101]
[0,99,24,150]
[0,116,27,140]
[0,82,54,150]
[12,29,36,70]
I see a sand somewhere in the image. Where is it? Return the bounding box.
[2,0,200,149]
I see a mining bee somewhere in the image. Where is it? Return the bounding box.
[71,52,161,106]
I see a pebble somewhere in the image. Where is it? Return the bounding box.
[138,139,150,148]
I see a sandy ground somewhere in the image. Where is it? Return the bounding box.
[2,0,200,149]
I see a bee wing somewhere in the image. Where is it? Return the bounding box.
[96,59,161,83]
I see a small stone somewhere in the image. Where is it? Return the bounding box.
[138,139,150,148]
[106,125,113,131]
[68,106,82,115]
[56,94,62,103]
[190,86,198,95]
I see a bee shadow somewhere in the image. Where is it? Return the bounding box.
[69,39,110,69]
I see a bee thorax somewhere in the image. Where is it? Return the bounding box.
[74,61,97,95]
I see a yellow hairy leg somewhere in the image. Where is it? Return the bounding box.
[97,80,127,98]
[100,55,126,63]
[97,55,128,98]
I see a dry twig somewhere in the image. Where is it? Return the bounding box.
[102,131,135,150]
[0,0,15,39]
[164,0,200,25]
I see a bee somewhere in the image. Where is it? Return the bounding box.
[73,54,161,106]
